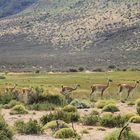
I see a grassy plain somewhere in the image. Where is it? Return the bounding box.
[0,71,140,100]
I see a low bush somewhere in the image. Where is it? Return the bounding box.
[0,92,19,105]
[104,128,140,140]
[0,76,6,79]
[102,104,119,113]
[62,105,77,112]
[40,110,80,125]
[0,115,13,140]
[14,119,43,134]
[137,107,140,115]
[100,113,125,128]
[27,88,66,106]
[3,100,23,109]
[127,101,135,106]
[136,98,140,106]
[82,114,99,126]
[123,112,137,122]
[10,104,28,115]
[43,120,69,131]
[90,109,99,116]
[54,128,81,139]
[130,116,140,123]
[96,100,116,109]
[29,102,56,111]
[70,99,93,109]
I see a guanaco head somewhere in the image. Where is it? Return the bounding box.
[76,84,80,88]
[108,79,113,83]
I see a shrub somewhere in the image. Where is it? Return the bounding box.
[40,110,80,125]
[127,101,135,106]
[100,113,125,128]
[62,105,77,113]
[96,100,116,109]
[27,88,66,106]
[45,93,66,106]
[123,112,137,122]
[108,65,116,69]
[0,115,13,140]
[0,76,6,79]
[10,104,28,115]
[43,120,69,131]
[29,102,56,111]
[70,99,93,109]
[82,114,99,126]
[90,109,99,116]
[14,119,43,134]
[104,128,140,140]
[68,68,78,72]
[102,104,119,113]
[54,128,81,139]
[81,129,89,134]
[78,67,84,72]
[3,100,22,109]
[137,107,140,115]
[136,98,140,106]
[130,116,140,123]
[0,92,19,105]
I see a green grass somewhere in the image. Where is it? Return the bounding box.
[0,71,140,100]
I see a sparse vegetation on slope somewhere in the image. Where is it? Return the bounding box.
[0,0,140,70]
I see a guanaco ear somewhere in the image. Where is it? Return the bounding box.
[61,85,63,88]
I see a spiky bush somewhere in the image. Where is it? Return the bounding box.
[70,99,93,109]
[3,100,23,109]
[96,100,116,109]
[82,114,99,126]
[54,128,81,139]
[90,109,99,116]
[27,87,66,106]
[43,120,69,131]
[40,110,80,125]
[130,116,140,123]
[0,115,13,140]
[62,105,77,112]
[123,112,137,122]
[104,128,140,140]
[137,107,140,115]
[14,119,43,134]
[29,102,56,111]
[102,104,119,113]
[136,98,140,106]
[100,113,125,128]
[10,104,28,115]
[0,92,19,105]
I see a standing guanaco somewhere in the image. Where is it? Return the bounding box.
[118,80,139,100]
[5,83,17,92]
[90,79,113,98]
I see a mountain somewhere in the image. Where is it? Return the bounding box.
[0,0,140,71]
[0,0,37,18]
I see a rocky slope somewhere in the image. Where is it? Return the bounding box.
[0,0,140,71]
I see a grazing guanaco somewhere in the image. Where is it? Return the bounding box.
[90,79,113,98]
[60,84,80,95]
[118,80,139,100]
[5,83,17,92]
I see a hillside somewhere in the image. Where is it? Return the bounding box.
[0,0,37,18]
[0,0,140,71]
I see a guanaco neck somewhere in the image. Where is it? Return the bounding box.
[133,81,138,88]
[73,85,79,90]
[106,81,111,88]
